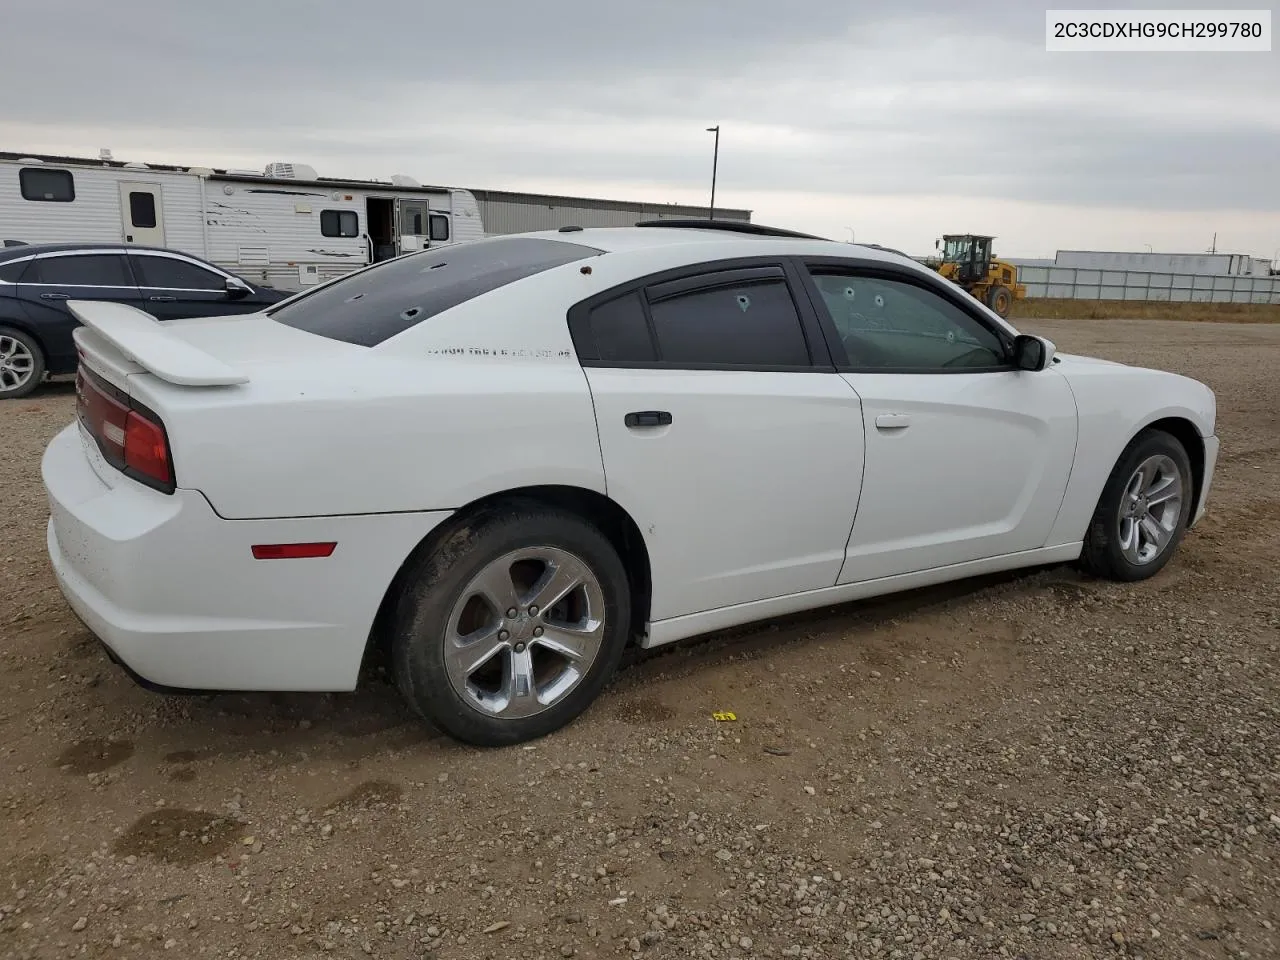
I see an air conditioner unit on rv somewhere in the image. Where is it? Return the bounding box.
[390,174,422,188]
[264,162,319,181]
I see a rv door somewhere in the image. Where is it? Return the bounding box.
[119,182,166,246]
[396,199,429,254]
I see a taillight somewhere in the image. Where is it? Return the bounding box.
[76,366,175,493]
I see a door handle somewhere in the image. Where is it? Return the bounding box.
[874,413,911,430]
[148,296,177,302]
[624,410,672,428]
[40,292,69,300]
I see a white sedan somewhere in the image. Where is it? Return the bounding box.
[42,221,1219,746]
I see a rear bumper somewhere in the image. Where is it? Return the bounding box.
[43,423,449,691]
[1190,433,1219,528]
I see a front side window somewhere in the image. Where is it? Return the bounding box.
[26,254,132,286]
[646,277,810,368]
[20,168,75,202]
[269,235,603,347]
[132,255,225,291]
[807,268,1007,370]
[320,209,359,238]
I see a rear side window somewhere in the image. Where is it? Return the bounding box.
[582,292,657,362]
[647,278,810,367]
[0,259,29,282]
[26,254,132,286]
[270,236,603,347]
[20,168,75,202]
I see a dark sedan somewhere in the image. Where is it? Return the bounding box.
[0,242,288,398]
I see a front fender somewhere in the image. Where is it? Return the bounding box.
[1045,360,1216,546]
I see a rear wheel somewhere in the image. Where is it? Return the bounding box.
[391,501,631,746]
[1080,429,1193,582]
[0,326,44,400]
[986,284,1012,318]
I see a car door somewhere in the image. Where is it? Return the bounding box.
[571,260,866,622]
[15,251,144,372]
[128,252,259,321]
[796,258,1078,584]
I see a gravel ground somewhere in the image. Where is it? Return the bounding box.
[1,317,1277,960]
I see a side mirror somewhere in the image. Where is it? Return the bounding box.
[1012,334,1055,371]
[225,277,251,299]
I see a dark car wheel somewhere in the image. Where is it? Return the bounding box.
[0,326,44,400]
[1080,429,1194,582]
[391,500,632,746]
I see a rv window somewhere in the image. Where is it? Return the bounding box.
[269,235,604,347]
[429,214,450,242]
[321,210,359,238]
[20,168,75,203]
[129,192,157,229]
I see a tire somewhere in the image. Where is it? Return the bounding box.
[986,284,1012,318]
[0,325,45,400]
[391,500,631,746]
[1079,429,1194,582]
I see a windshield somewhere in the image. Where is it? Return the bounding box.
[268,236,604,346]
[942,237,974,262]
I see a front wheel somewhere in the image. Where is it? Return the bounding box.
[1079,429,1193,582]
[391,501,631,746]
[986,284,1012,318]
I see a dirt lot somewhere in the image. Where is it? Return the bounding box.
[2,317,1278,960]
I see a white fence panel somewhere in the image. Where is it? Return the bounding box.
[1016,265,1280,304]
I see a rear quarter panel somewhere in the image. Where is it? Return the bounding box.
[1045,355,1216,546]
[133,260,612,520]
[135,354,606,520]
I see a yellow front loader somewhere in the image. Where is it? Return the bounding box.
[929,234,1026,318]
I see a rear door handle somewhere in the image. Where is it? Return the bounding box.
[624,410,672,428]
[40,292,69,300]
[875,413,911,430]
[148,296,176,302]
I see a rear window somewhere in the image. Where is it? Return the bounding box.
[269,237,603,346]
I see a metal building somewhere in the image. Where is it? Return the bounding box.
[468,188,751,235]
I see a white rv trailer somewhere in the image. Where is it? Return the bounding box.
[0,151,485,291]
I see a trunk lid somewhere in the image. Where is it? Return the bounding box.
[69,301,361,395]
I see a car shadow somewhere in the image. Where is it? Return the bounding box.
[103,561,1085,756]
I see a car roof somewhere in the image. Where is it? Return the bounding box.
[516,224,919,268]
[0,241,191,261]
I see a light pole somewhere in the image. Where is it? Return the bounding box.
[845,226,855,243]
[706,125,720,219]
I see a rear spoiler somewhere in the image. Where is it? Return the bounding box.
[67,300,249,387]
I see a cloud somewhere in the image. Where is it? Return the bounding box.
[2,0,1276,254]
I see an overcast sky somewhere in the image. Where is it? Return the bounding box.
[2,0,1276,257]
